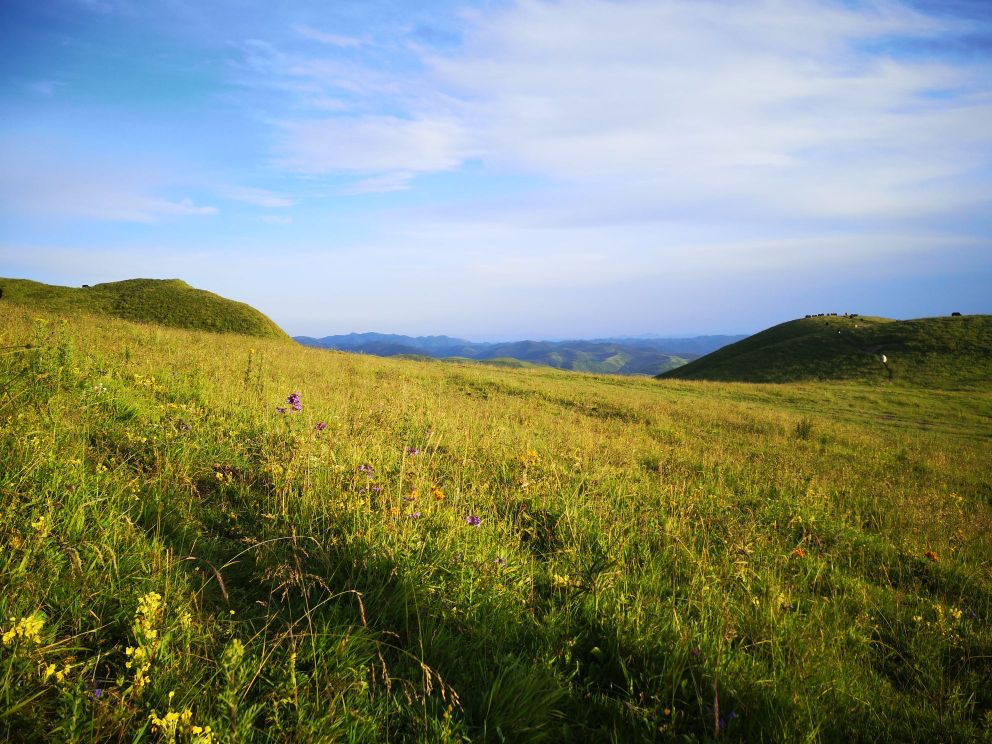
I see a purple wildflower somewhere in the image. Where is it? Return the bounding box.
[466,515,482,527]
[276,406,286,414]
[287,392,302,411]
[371,484,382,492]
[408,512,422,520]
[314,421,327,431]
[495,557,507,566]
[358,464,374,476]
[709,706,738,732]
[405,446,420,455]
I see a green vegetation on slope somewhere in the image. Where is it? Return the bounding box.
[1,304,990,742]
[660,314,992,388]
[0,277,289,340]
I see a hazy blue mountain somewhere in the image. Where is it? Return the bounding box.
[294,332,748,376]
[295,332,476,355]
[587,335,748,356]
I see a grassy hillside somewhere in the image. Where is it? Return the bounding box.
[478,340,687,375]
[660,314,992,388]
[1,303,990,741]
[0,277,289,340]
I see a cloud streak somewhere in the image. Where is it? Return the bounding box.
[0,143,217,223]
[260,0,991,226]
[294,24,364,49]
[276,115,474,176]
[219,186,294,208]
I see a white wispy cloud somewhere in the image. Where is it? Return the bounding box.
[429,0,990,219]
[276,115,474,175]
[342,171,417,194]
[0,144,217,223]
[294,24,364,49]
[219,186,294,208]
[27,80,66,97]
[256,0,990,221]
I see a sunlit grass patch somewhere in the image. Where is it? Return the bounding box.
[1,305,990,741]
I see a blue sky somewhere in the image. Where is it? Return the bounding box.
[1,0,990,339]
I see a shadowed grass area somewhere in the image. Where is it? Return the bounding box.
[1,303,990,741]
[0,277,289,340]
[660,314,992,388]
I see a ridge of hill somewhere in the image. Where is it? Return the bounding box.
[658,313,992,387]
[0,277,289,340]
[294,332,746,376]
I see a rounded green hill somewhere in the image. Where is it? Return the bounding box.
[658,314,992,388]
[0,277,289,340]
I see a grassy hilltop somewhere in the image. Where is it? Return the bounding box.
[0,277,289,340]
[660,314,992,388]
[0,301,990,742]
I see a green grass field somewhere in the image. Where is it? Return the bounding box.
[1,303,990,742]
[661,314,992,388]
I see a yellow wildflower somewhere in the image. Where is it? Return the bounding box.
[2,614,44,646]
[521,449,539,465]
[128,592,163,690]
[148,710,183,738]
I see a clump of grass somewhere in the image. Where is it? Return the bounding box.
[795,415,814,440]
[0,304,990,741]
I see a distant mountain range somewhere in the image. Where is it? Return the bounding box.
[294,332,747,376]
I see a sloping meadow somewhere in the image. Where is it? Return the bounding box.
[1,306,990,741]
